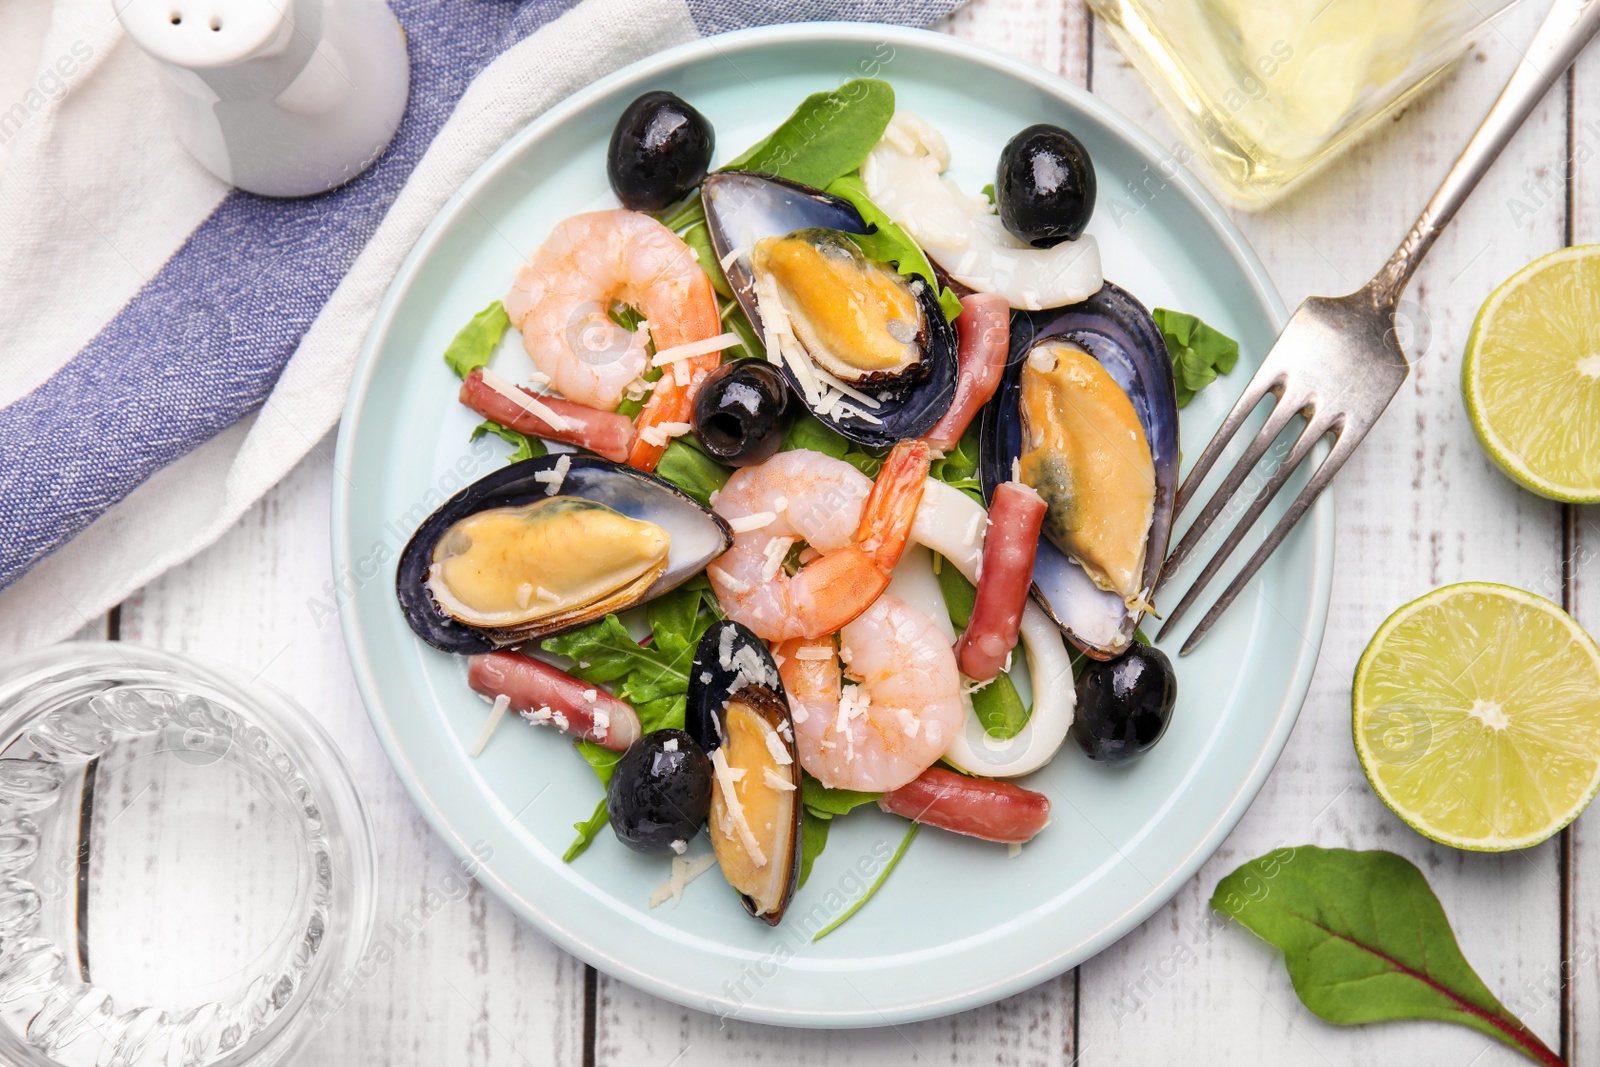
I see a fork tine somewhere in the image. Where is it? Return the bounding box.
[1155,408,1336,640]
[1174,367,1286,516]
[1159,389,1310,582]
[1175,423,1370,656]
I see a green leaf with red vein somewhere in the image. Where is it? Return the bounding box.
[1213,846,1564,1066]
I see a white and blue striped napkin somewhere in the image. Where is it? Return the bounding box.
[0,0,963,652]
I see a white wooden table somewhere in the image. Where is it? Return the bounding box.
[89,1,1600,1061]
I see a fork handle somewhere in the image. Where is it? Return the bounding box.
[1371,0,1600,306]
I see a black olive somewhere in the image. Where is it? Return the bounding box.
[606,729,712,854]
[1070,644,1176,763]
[691,359,790,467]
[996,124,1096,247]
[607,91,715,212]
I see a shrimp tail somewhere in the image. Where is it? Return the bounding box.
[791,548,893,638]
[855,440,931,569]
[625,354,720,471]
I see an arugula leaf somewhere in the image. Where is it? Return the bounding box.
[542,615,688,699]
[646,575,721,670]
[801,773,882,819]
[1153,308,1240,408]
[470,420,547,463]
[563,797,612,862]
[934,554,977,631]
[971,669,1031,739]
[656,434,731,506]
[1214,847,1564,1067]
[779,414,884,476]
[798,808,831,889]
[443,301,511,379]
[980,182,996,204]
[683,221,733,299]
[720,296,766,361]
[812,821,919,941]
[826,175,963,322]
[724,79,895,190]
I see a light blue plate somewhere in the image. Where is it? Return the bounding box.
[333,23,1331,1027]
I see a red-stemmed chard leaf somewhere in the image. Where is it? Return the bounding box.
[1213,846,1563,1067]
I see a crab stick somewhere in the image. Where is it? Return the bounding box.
[460,368,636,464]
[954,480,1047,682]
[922,293,1010,453]
[879,766,1050,844]
[467,650,641,752]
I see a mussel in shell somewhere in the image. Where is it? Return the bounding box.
[686,621,801,924]
[396,455,732,654]
[981,282,1179,659]
[750,228,930,389]
[701,171,957,448]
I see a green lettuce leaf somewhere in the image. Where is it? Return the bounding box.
[1153,308,1240,408]
[655,435,731,506]
[798,809,831,889]
[443,301,511,379]
[1214,846,1563,1066]
[724,79,895,190]
[470,420,546,463]
[971,669,1031,740]
[801,773,882,819]
[563,797,611,862]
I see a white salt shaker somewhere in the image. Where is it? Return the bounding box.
[117,0,410,197]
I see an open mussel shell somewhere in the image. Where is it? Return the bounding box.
[980,281,1179,659]
[685,621,801,925]
[701,171,957,448]
[396,455,732,655]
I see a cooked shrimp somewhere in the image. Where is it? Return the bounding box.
[503,210,722,442]
[708,441,930,641]
[776,596,964,792]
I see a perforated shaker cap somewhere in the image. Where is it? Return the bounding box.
[115,0,292,70]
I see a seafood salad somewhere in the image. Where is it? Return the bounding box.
[398,80,1238,930]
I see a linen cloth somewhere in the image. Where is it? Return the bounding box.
[0,0,963,652]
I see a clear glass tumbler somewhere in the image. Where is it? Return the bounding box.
[1090,0,1523,203]
[0,644,375,1067]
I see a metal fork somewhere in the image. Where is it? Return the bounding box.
[1154,0,1600,655]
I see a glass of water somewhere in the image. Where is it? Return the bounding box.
[0,643,375,1067]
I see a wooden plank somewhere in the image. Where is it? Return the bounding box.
[1079,4,1569,1064]
[589,2,1089,1060]
[1564,41,1600,1067]
[116,444,586,1067]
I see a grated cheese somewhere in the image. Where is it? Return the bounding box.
[763,728,793,766]
[648,852,718,908]
[719,244,751,272]
[670,838,688,854]
[791,704,809,724]
[761,537,795,582]
[718,624,737,669]
[651,332,741,366]
[663,737,679,753]
[468,694,511,758]
[728,511,777,533]
[533,453,571,496]
[793,644,834,660]
[480,368,571,432]
[1007,842,1023,858]
[763,767,797,792]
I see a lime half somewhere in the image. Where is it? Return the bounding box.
[1353,583,1600,850]
[1464,244,1600,502]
